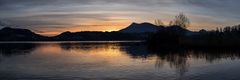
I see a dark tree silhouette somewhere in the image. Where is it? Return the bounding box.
[173,13,190,28]
[154,19,164,26]
[169,21,174,26]
[147,23,240,48]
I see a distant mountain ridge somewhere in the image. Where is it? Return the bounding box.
[0,27,47,41]
[0,22,197,41]
[52,31,146,41]
[119,22,164,33]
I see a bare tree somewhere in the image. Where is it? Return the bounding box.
[173,13,190,28]
[169,21,174,26]
[154,19,164,26]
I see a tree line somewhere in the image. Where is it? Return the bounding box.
[148,13,240,48]
[154,13,190,28]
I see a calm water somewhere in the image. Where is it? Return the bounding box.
[0,42,240,80]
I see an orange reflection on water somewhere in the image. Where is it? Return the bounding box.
[30,43,145,66]
[33,44,63,54]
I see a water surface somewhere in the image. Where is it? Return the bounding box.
[0,42,240,80]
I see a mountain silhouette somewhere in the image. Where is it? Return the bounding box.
[119,22,164,33]
[165,25,190,33]
[52,31,145,41]
[0,22,194,41]
[53,22,166,41]
[0,23,191,41]
[0,27,47,41]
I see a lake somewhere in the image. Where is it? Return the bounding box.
[0,41,240,80]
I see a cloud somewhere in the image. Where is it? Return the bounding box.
[1,0,240,35]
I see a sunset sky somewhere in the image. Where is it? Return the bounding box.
[0,0,240,36]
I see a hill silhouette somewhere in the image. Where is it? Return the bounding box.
[119,22,164,33]
[0,22,162,41]
[0,27,48,41]
[52,31,146,41]
[1,21,240,48]
[147,24,240,48]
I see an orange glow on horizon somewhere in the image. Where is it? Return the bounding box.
[36,20,132,36]
[35,18,223,36]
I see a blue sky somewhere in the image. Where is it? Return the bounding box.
[0,0,240,35]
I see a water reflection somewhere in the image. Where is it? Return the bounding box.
[125,45,240,76]
[0,43,36,57]
[0,42,240,80]
[151,49,240,66]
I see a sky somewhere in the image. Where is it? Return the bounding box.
[0,0,240,36]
